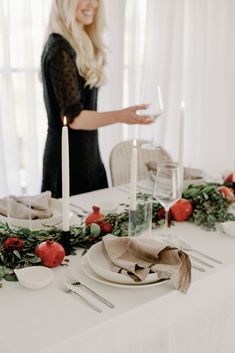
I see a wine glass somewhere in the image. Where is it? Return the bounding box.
[139,83,164,150]
[153,162,181,242]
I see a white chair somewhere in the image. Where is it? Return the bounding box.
[109,140,172,186]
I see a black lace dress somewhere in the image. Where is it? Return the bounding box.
[41,33,108,198]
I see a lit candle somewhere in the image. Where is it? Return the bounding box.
[130,139,138,211]
[62,116,70,231]
[178,102,185,191]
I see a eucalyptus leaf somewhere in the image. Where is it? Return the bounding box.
[13,250,21,259]
[4,273,17,281]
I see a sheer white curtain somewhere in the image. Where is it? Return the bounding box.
[98,0,127,185]
[0,0,51,197]
[128,0,235,175]
[0,0,125,195]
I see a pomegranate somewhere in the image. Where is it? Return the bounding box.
[170,199,193,222]
[223,172,234,183]
[218,186,235,203]
[100,222,113,235]
[35,238,65,268]
[85,206,105,225]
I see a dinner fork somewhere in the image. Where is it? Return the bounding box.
[64,272,115,309]
[191,262,206,272]
[58,280,102,313]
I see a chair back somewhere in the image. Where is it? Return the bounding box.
[109,140,172,186]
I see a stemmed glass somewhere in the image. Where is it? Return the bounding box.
[153,162,181,242]
[139,83,164,150]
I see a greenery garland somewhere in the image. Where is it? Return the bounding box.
[182,183,235,229]
[0,182,235,285]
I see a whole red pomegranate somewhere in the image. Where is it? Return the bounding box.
[170,199,193,222]
[218,186,235,203]
[35,238,65,268]
[100,222,113,235]
[223,172,234,183]
[85,206,105,225]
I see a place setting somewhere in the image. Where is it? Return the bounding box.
[0,191,63,230]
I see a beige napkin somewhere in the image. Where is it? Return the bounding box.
[146,161,204,180]
[102,235,191,293]
[0,191,53,219]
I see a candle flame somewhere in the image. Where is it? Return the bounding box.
[63,116,67,126]
[181,101,185,109]
[133,139,137,148]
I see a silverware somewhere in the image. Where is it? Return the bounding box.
[58,280,102,313]
[116,186,129,194]
[69,203,89,214]
[64,272,115,309]
[179,239,223,264]
[191,262,206,272]
[137,184,153,193]
[189,254,214,268]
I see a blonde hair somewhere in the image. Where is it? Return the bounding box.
[46,0,106,87]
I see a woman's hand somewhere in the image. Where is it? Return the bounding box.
[117,104,153,125]
[69,104,154,130]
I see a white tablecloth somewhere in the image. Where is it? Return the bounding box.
[1,186,235,353]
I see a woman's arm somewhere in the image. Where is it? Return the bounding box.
[69,104,153,130]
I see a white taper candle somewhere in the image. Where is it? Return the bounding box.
[130,139,138,211]
[178,102,185,191]
[62,116,70,231]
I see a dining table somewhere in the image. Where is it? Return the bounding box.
[1,183,235,353]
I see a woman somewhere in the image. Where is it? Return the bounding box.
[41,0,153,198]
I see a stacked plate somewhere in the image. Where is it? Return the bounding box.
[81,241,169,289]
[0,198,62,230]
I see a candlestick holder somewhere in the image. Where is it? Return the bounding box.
[60,230,71,255]
[128,195,153,237]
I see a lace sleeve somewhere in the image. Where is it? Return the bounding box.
[48,49,83,123]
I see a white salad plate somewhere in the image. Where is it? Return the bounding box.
[0,198,62,230]
[14,266,54,289]
[221,221,235,238]
[81,255,169,289]
[86,240,168,285]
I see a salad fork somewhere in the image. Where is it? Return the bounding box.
[58,280,102,313]
[64,271,115,309]
[178,239,223,264]
[191,263,206,272]
[69,203,89,214]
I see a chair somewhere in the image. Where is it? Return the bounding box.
[109,139,172,186]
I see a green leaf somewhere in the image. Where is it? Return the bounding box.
[30,257,41,264]
[4,273,17,281]
[13,250,21,259]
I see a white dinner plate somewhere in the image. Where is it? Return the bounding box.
[81,255,169,289]
[0,198,62,230]
[86,240,168,285]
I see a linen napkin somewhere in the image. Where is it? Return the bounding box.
[102,234,191,293]
[146,161,204,180]
[0,191,53,219]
